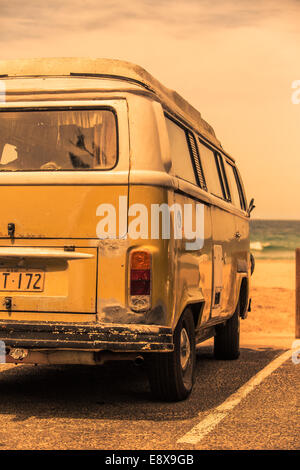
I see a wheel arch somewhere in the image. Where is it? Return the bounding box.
[174,301,205,331]
[238,276,249,319]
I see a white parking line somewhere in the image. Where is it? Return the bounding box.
[177,349,293,445]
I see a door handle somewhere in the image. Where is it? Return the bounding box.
[235,231,241,239]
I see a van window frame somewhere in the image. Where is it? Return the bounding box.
[0,105,119,172]
[224,158,247,211]
[216,152,231,202]
[234,165,247,211]
[164,113,200,188]
[197,137,227,201]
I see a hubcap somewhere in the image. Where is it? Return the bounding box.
[180,328,191,371]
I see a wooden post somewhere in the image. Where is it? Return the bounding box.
[296,248,300,338]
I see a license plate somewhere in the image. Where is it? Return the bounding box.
[0,270,45,292]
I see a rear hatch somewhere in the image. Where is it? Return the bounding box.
[0,103,128,316]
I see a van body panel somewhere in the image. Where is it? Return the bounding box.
[0,185,129,239]
[210,205,237,319]
[126,182,214,330]
[127,94,171,173]
[0,247,97,314]
[125,185,175,327]
[172,189,213,327]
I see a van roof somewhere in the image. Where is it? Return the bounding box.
[0,57,222,148]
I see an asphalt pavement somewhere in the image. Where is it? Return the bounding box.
[0,343,298,450]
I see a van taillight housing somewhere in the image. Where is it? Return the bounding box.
[129,251,151,312]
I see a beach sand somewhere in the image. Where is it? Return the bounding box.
[240,259,296,349]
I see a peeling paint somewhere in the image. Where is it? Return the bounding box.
[97,298,147,324]
[97,238,130,257]
[97,297,166,326]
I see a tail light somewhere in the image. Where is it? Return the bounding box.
[129,251,151,312]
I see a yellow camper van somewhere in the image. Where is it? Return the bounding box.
[0,58,252,401]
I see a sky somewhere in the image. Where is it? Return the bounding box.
[0,0,299,219]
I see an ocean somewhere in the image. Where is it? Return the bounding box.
[250,220,300,259]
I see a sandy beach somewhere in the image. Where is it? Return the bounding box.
[240,259,296,348]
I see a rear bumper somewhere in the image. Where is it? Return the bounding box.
[0,320,174,352]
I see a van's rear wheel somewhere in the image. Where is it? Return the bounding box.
[214,300,240,360]
[147,308,196,401]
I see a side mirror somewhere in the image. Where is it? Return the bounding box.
[247,198,255,216]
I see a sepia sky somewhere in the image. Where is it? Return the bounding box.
[0,0,299,219]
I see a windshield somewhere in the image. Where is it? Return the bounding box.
[0,108,117,170]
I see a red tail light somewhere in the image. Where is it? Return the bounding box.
[129,251,151,310]
[130,269,151,295]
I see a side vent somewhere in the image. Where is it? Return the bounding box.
[187,132,207,190]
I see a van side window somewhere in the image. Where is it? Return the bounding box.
[225,161,246,210]
[234,166,247,210]
[165,117,197,185]
[225,161,241,207]
[198,140,224,198]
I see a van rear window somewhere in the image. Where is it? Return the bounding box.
[0,109,117,171]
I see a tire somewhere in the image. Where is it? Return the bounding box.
[214,299,240,360]
[146,308,196,402]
